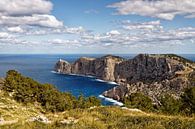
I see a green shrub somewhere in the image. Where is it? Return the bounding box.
[159,94,182,115]
[181,86,195,115]
[124,92,154,111]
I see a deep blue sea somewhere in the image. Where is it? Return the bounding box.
[0,54,194,105]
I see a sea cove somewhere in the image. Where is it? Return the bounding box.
[0,54,132,105]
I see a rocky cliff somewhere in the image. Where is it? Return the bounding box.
[55,55,124,81]
[55,54,195,104]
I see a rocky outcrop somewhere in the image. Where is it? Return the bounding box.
[55,54,195,104]
[55,55,124,81]
[55,59,71,74]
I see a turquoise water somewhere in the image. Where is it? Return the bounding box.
[0,54,194,105]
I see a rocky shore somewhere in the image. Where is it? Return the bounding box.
[55,54,195,105]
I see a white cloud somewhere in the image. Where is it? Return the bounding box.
[0,0,63,28]
[122,20,162,31]
[0,0,89,48]
[108,0,195,20]
[7,26,24,33]
[0,14,63,28]
[106,30,120,35]
[0,0,52,16]
[48,39,80,46]
[20,26,86,35]
[80,20,195,47]
[0,32,13,38]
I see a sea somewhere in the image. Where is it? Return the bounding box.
[0,54,194,106]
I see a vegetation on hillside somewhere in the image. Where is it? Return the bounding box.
[124,92,154,112]
[0,70,195,128]
[124,87,195,116]
[2,70,100,112]
[1,106,195,129]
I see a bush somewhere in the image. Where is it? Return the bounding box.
[181,86,195,115]
[76,94,101,108]
[124,92,154,111]
[159,94,182,115]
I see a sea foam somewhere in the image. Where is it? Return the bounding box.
[95,79,118,85]
[98,95,124,106]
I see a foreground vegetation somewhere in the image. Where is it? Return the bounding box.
[0,70,195,128]
[124,87,195,116]
[1,105,195,129]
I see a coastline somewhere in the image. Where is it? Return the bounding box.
[51,70,119,85]
[51,70,123,106]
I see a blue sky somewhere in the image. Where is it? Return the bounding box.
[0,0,195,54]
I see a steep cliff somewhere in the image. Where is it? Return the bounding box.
[55,55,124,81]
[55,54,195,104]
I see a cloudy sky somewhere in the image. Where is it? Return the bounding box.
[0,0,195,54]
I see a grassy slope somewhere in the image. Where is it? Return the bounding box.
[0,90,43,122]
[0,90,195,129]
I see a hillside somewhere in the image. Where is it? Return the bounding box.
[0,90,195,129]
[0,70,195,128]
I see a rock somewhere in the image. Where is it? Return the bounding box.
[55,59,71,74]
[0,117,4,123]
[60,117,78,124]
[29,115,51,123]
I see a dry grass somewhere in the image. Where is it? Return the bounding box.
[0,90,195,129]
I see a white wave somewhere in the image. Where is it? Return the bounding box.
[95,79,118,85]
[98,95,124,106]
[107,81,118,85]
[52,71,118,85]
[86,75,95,78]
[95,79,106,82]
[51,71,60,74]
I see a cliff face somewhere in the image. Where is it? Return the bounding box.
[55,55,124,81]
[55,54,195,104]
[55,59,71,74]
[114,54,185,83]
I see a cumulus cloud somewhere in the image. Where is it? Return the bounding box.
[0,0,52,16]
[108,0,195,20]
[47,39,81,47]
[0,0,63,28]
[122,20,163,31]
[0,32,13,38]
[0,14,63,28]
[79,20,195,47]
[7,26,24,33]
[48,39,79,44]
[106,30,121,35]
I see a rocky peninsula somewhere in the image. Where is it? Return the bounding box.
[54,54,195,105]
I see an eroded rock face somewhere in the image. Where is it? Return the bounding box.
[54,54,195,104]
[55,55,124,81]
[94,55,124,81]
[114,54,185,83]
[55,59,71,74]
[72,57,96,75]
